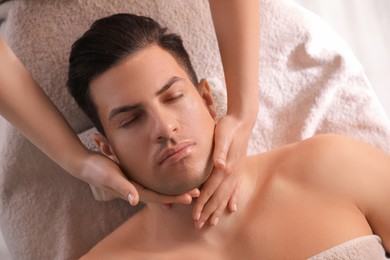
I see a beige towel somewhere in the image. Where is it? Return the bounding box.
[309,235,389,260]
[0,0,389,259]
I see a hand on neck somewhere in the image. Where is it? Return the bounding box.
[141,166,255,244]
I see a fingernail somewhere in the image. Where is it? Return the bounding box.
[128,193,134,205]
[185,196,193,204]
[212,217,219,226]
[194,213,201,221]
[198,221,205,229]
[216,158,225,167]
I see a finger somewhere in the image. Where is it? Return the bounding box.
[196,164,240,225]
[212,125,233,169]
[139,186,200,207]
[152,193,192,205]
[227,190,238,213]
[227,177,242,212]
[209,201,228,226]
[192,167,225,220]
[188,188,200,198]
[108,174,140,206]
[134,182,195,205]
[194,192,229,229]
[196,183,232,226]
[194,198,230,229]
[89,184,117,201]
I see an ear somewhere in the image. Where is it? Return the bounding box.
[197,79,217,119]
[92,132,119,163]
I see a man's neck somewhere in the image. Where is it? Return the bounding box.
[140,163,257,246]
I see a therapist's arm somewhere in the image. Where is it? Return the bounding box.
[193,0,260,227]
[0,36,199,206]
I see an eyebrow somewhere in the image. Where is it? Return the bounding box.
[108,76,183,122]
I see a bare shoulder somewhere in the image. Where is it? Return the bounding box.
[81,248,144,260]
[298,133,389,179]
[80,210,147,260]
[288,134,390,193]
[302,133,388,154]
[291,133,388,158]
[81,248,143,260]
[287,134,390,250]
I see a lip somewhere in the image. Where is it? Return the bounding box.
[158,141,195,166]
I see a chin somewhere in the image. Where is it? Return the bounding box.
[122,150,214,196]
[161,171,211,196]
[156,158,213,196]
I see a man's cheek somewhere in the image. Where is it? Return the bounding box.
[119,162,139,182]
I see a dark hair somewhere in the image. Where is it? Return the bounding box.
[67,13,198,134]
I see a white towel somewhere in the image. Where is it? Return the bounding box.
[309,235,388,260]
[251,0,390,153]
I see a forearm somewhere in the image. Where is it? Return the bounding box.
[0,36,89,177]
[208,0,260,120]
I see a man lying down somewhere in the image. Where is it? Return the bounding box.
[67,13,390,259]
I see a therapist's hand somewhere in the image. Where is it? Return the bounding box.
[192,113,253,229]
[80,152,200,206]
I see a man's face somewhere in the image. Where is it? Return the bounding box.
[90,45,216,195]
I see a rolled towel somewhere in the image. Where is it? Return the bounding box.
[309,235,389,260]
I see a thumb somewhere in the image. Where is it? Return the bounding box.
[213,126,232,169]
[111,175,140,206]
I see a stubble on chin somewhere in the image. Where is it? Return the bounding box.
[159,153,214,196]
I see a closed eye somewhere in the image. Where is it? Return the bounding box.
[120,114,142,128]
[164,93,184,103]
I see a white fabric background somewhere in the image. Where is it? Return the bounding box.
[1,1,389,258]
[295,0,390,119]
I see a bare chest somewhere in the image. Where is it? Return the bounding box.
[140,187,371,259]
[94,173,372,260]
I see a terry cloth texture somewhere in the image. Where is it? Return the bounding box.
[0,0,389,259]
[308,235,389,260]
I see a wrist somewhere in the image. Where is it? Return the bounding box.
[227,103,258,126]
[62,144,93,180]
[226,91,259,119]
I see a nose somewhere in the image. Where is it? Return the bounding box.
[150,108,179,143]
